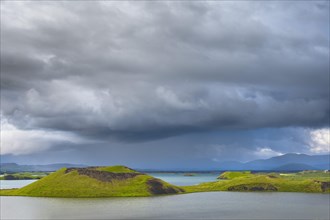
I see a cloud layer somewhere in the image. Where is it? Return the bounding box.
[1,116,85,155]
[1,1,329,165]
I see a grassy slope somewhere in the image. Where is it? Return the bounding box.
[0,167,182,197]
[183,171,330,193]
[218,171,252,179]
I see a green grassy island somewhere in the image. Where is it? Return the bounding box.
[0,166,183,197]
[0,166,329,197]
[183,171,330,193]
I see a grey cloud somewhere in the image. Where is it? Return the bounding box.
[1,1,329,143]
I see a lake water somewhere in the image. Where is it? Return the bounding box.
[147,172,220,186]
[0,180,37,189]
[1,192,329,219]
[1,173,329,219]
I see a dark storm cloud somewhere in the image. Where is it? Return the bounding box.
[1,1,329,144]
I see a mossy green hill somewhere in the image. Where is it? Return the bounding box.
[183,171,330,193]
[0,166,183,197]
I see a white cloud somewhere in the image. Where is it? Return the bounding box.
[309,128,330,153]
[254,147,283,159]
[0,116,84,155]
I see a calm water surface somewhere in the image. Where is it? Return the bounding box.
[1,192,329,219]
[0,180,37,189]
[147,172,219,186]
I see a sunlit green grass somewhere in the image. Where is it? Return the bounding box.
[218,171,252,179]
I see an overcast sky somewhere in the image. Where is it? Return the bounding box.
[1,1,329,169]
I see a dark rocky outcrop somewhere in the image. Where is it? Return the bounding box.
[320,182,330,192]
[313,180,330,192]
[65,168,141,182]
[147,179,184,195]
[228,183,278,192]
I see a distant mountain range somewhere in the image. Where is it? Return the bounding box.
[218,153,330,171]
[0,163,87,173]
